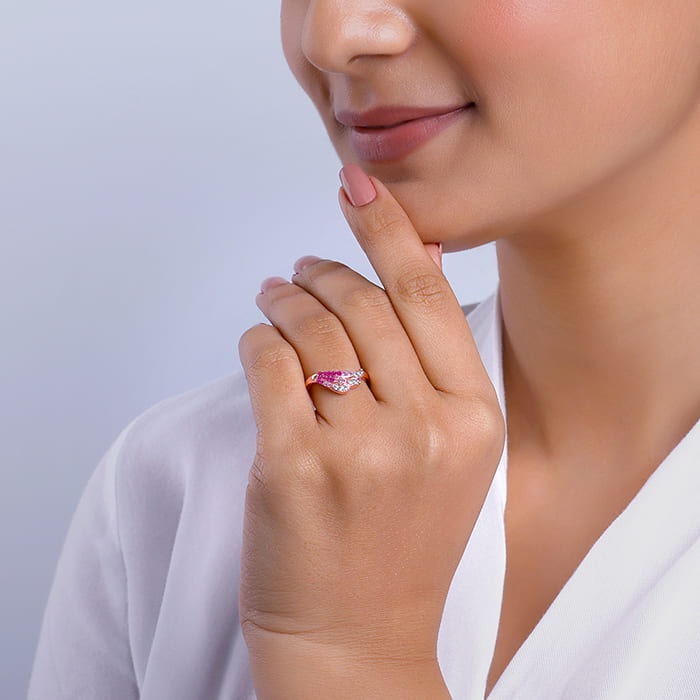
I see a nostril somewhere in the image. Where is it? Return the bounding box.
[298,3,417,75]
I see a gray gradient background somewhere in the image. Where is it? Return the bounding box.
[1,2,498,696]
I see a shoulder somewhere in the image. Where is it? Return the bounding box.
[115,371,255,473]
[107,372,256,639]
[31,373,259,698]
[107,371,256,539]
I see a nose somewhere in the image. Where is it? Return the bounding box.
[301,0,416,75]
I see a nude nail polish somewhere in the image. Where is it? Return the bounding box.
[339,164,377,207]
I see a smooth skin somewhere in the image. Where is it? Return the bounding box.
[240,180,502,697]
[240,0,700,696]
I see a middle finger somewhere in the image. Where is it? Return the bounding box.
[290,256,431,403]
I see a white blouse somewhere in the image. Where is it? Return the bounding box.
[29,291,700,699]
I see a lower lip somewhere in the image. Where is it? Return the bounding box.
[348,105,474,162]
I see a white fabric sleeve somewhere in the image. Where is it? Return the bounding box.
[28,427,139,700]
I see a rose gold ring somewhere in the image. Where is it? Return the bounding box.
[305,369,368,394]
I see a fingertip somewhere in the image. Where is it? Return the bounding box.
[260,276,289,294]
[339,164,378,207]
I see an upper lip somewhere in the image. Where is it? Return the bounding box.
[335,103,472,128]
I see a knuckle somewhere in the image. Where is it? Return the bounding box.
[290,449,330,491]
[342,283,391,315]
[406,409,449,467]
[339,438,395,487]
[239,324,275,363]
[462,394,506,460]
[393,268,448,312]
[351,403,447,476]
[246,340,296,376]
[364,207,406,242]
[422,419,450,465]
[473,394,505,436]
[238,322,267,349]
[294,310,343,341]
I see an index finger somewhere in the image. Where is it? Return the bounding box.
[338,164,486,395]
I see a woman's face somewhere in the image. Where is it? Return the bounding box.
[281,0,700,251]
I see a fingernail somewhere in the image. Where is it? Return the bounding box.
[260,276,288,293]
[293,255,322,274]
[425,242,443,271]
[339,164,377,207]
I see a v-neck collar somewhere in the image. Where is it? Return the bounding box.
[489,411,700,697]
[484,288,700,698]
[439,288,700,699]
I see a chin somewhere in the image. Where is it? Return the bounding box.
[379,178,500,252]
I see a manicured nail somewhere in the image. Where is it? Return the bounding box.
[339,164,377,207]
[260,276,288,293]
[293,255,322,274]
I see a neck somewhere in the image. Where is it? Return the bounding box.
[496,100,700,476]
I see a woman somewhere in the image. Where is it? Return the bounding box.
[30,0,700,698]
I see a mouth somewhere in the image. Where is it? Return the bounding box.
[338,103,476,163]
[353,106,467,131]
[335,103,475,128]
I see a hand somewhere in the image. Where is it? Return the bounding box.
[238,165,505,698]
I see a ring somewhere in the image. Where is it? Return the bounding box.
[305,369,368,394]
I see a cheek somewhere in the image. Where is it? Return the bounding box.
[442,0,700,197]
[447,0,598,114]
[456,0,699,132]
[281,1,308,88]
[390,0,700,247]
[281,0,331,120]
